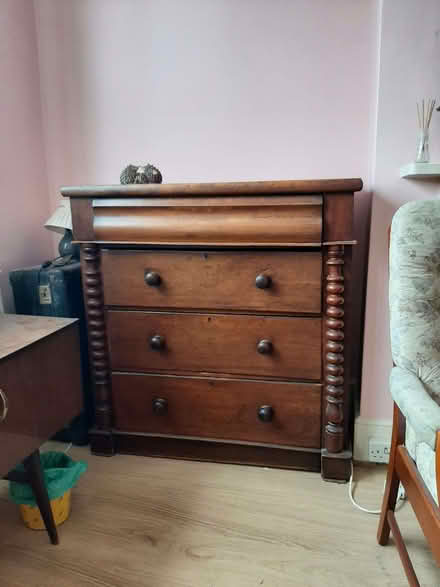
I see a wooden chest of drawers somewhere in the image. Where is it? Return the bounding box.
[63,178,363,481]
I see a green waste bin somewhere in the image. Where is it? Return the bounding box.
[9,452,87,530]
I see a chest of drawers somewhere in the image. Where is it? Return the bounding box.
[63,178,363,482]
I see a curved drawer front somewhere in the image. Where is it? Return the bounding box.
[112,373,322,449]
[107,311,321,380]
[102,250,322,314]
[93,195,322,246]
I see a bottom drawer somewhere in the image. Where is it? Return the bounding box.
[112,373,322,449]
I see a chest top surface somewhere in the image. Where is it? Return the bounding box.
[61,178,363,198]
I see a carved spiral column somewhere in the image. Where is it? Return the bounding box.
[324,245,345,453]
[81,244,112,430]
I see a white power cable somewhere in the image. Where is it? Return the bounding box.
[349,461,405,515]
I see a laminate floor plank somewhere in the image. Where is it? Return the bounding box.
[0,447,438,586]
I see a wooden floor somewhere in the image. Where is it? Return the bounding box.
[0,445,438,586]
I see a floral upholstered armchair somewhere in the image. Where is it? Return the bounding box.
[378,200,440,585]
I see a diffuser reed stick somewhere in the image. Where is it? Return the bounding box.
[416,98,436,162]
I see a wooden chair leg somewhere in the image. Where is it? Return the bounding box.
[378,403,405,545]
[23,450,59,545]
[436,431,440,505]
[387,510,420,587]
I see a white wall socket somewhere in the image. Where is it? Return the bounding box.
[368,439,390,463]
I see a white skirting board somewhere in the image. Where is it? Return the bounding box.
[353,416,392,462]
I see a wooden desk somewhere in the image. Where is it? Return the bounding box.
[0,314,82,543]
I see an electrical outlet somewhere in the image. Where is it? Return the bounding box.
[368,439,390,463]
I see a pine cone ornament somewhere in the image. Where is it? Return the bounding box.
[120,164,162,184]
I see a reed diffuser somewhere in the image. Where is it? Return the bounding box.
[416,98,436,163]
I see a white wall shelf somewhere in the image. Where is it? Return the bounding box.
[400,162,440,178]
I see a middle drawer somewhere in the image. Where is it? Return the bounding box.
[107,311,322,380]
[101,250,322,314]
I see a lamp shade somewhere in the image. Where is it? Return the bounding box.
[44,200,72,234]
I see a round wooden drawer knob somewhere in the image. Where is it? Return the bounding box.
[255,274,272,289]
[257,339,273,355]
[152,397,168,414]
[149,334,166,350]
[145,271,161,287]
[0,389,8,422]
[257,405,274,422]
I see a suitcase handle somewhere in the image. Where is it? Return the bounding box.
[0,388,8,422]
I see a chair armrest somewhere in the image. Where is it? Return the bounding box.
[390,366,440,450]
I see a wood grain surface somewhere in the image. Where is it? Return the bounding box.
[0,449,437,587]
[323,193,354,242]
[395,445,440,566]
[101,250,322,314]
[64,177,363,476]
[61,177,363,197]
[114,434,322,470]
[0,325,82,476]
[0,314,77,360]
[107,311,322,380]
[81,244,113,431]
[111,373,322,448]
[71,199,94,241]
[93,199,322,246]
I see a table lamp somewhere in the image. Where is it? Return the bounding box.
[44,200,79,259]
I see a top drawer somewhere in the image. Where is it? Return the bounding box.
[101,250,322,314]
[92,195,322,246]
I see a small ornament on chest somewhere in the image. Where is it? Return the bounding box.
[120,164,162,184]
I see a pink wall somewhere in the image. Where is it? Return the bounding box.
[33,0,379,417]
[0,0,52,311]
[361,0,440,420]
[5,1,437,423]
[34,0,378,208]
[1,0,433,425]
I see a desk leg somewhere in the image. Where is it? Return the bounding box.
[24,451,59,545]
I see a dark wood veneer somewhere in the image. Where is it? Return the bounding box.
[65,178,363,480]
[114,433,322,471]
[80,245,113,433]
[101,250,322,314]
[112,373,322,448]
[0,325,82,475]
[71,199,94,241]
[62,178,363,198]
[323,193,354,242]
[92,197,322,246]
[0,316,82,544]
[106,311,322,380]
